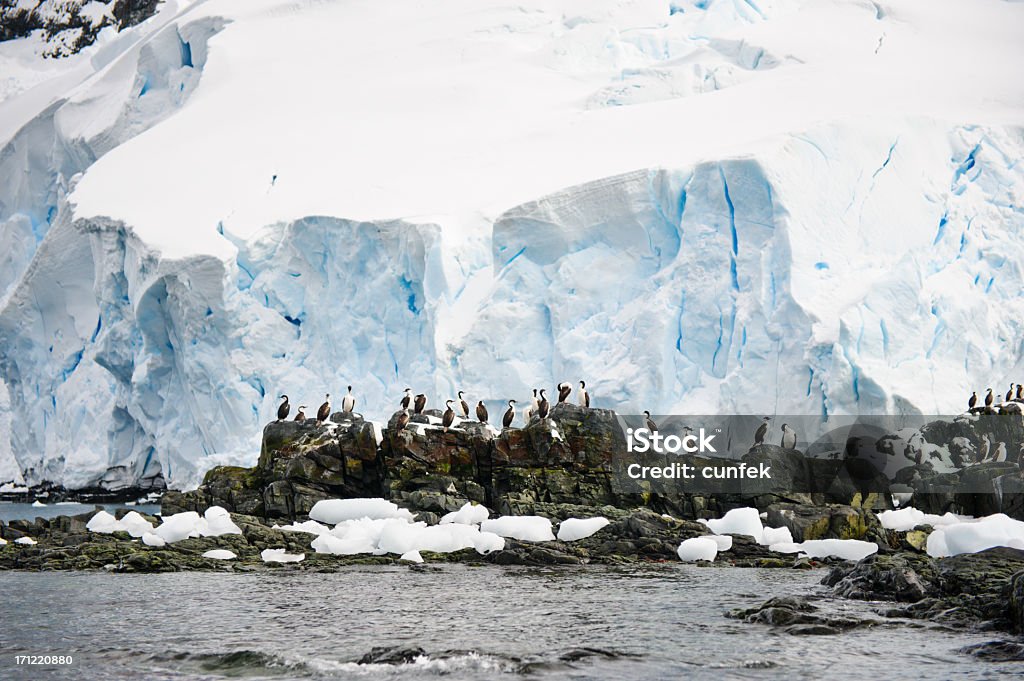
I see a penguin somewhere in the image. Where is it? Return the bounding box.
[414,393,427,414]
[277,395,290,421]
[985,388,994,408]
[1007,384,1016,403]
[341,385,355,413]
[442,400,455,431]
[578,381,589,408]
[537,389,550,419]
[502,400,516,428]
[458,391,470,418]
[316,394,331,424]
[400,388,412,410]
[293,405,307,422]
[979,435,991,463]
[396,408,410,432]
[780,423,797,450]
[476,400,488,424]
[968,391,978,410]
[995,442,1007,463]
[557,382,571,404]
[644,411,657,432]
[754,417,771,446]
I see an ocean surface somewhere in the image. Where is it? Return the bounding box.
[0,502,161,523]
[0,565,1019,680]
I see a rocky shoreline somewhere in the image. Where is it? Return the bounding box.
[3,403,1024,646]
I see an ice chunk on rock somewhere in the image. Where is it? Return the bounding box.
[202,549,237,560]
[261,548,305,563]
[935,513,1024,557]
[202,506,242,537]
[797,539,878,561]
[275,520,331,535]
[309,498,414,523]
[699,507,763,542]
[15,536,36,545]
[480,516,555,542]
[701,534,733,551]
[32,500,45,507]
[400,550,424,563]
[677,537,717,562]
[142,532,166,547]
[153,511,203,543]
[878,507,964,532]
[761,526,793,546]
[86,510,119,533]
[556,517,610,541]
[118,511,155,538]
[439,502,490,525]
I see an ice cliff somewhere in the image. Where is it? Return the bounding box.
[0,0,1023,489]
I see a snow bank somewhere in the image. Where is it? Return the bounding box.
[309,499,414,524]
[202,549,237,560]
[439,502,490,526]
[926,514,1024,558]
[261,549,305,563]
[677,538,718,562]
[556,517,610,541]
[481,516,555,542]
[700,508,764,543]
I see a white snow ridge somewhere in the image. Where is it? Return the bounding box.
[1,0,1023,489]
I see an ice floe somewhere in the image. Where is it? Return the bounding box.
[677,537,718,562]
[556,517,610,541]
[480,516,555,542]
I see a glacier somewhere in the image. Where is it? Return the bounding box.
[0,0,1023,490]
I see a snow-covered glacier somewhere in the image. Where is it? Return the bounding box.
[1,0,1023,490]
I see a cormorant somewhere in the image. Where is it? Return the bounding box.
[294,405,307,422]
[442,400,455,430]
[401,388,412,410]
[754,417,771,446]
[644,411,657,431]
[476,400,488,424]
[316,394,331,424]
[578,381,589,408]
[277,395,290,421]
[502,400,516,428]
[537,389,550,419]
[341,385,355,413]
[557,382,571,404]
[458,391,470,418]
[414,393,427,414]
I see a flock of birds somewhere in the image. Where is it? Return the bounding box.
[967,384,1024,414]
[273,381,592,431]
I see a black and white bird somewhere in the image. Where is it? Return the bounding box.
[400,388,412,410]
[1007,384,1016,403]
[979,435,991,462]
[985,388,994,408]
[780,423,797,450]
[294,405,307,422]
[1017,384,1023,401]
[995,442,1008,463]
[458,391,470,418]
[502,400,516,428]
[414,393,427,414]
[277,395,290,421]
[341,385,356,413]
[754,417,771,446]
[476,400,488,424]
[557,382,571,404]
[526,389,539,420]
[442,400,456,430]
[578,381,589,408]
[643,411,657,432]
[396,408,410,431]
[537,389,550,419]
[316,394,331,424]
[968,391,978,410]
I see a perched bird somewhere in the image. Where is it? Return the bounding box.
[458,391,470,418]
[995,442,1008,463]
[414,393,427,414]
[277,395,290,421]
[341,385,356,413]
[985,388,994,408]
[968,392,978,410]
[400,388,412,410]
[557,382,571,404]
[476,400,488,424]
[1017,384,1023,401]
[537,389,550,419]
[754,417,771,446]
[294,405,307,422]
[502,400,516,428]
[1007,384,1016,403]
[526,389,538,420]
[644,411,657,432]
[979,435,991,463]
[442,400,456,430]
[396,408,410,432]
[578,381,589,408]
[780,423,797,450]
[316,394,331,424]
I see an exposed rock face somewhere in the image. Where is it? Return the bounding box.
[0,0,160,57]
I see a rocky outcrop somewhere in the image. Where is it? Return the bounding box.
[0,0,160,57]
